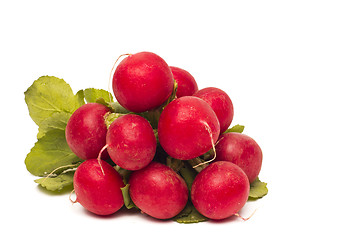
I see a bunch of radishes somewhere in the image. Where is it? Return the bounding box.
[65,52,263,221]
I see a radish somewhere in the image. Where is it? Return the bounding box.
[129,162,188,219]
[215,132,262,183]
[194,87,234,133]
[65,103,110,160]
[158,96,220,160]
[191,161,250,220]
[73,159,125,215]
[112,52,174,112]
[106,114,156,170]
[170,66,198,97]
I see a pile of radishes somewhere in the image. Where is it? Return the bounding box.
[64,51,264,221]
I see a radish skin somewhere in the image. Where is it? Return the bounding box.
[129,162,188,219]
[191,161,250,220]
[194,87,234,133]
[112,52,174,112]
[106,114,157,170]
[215,132,263,183]
[158,96,220,160]
[65,103,110,160]
[73,159,125,215]
[170,66,198,98]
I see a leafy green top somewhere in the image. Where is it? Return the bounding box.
[249,178,268,200]
[25,76,85,127]
[224,124,245,134]
[24,76,114,182]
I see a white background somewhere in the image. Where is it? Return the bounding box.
[1,0,359,239]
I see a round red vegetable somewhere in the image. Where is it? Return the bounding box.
[158,96,220,160]
[170,66,198,98]
[129,162,188,219]
[73,159,125,216]
[112,52,174,112]
[215,132,262,183]
[106,114,157,170]
[65,103,110,160]
[194,87,234,133]
[191,161,250,220]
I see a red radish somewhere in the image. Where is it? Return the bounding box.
[73,159,125,215]
[106,114,156,170]
[129,162,188,219]
[215,132,262,183]
[191,161,250,220]
[170,66,198,97]
[112,52,174,112]
[65,103,110,160]
[194,87,234,133]
[158,96,220,160]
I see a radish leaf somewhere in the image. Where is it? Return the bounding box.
[24,76,84,127]
[84,88,113,103]
[224,124,245,134]
[248,178,268,200]
[35,170,76,191]
[25,129,82,177]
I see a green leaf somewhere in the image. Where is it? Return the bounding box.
[224,124,245,134]
[35,171,75,191]
[25,129,82,177]
[104,112,126,128]
[24,76,84,127]
[162,80,178,108]
[75,89,85,105]
[84,88,113,103]
[114,165,132,184]
[173,202,208,224]
[109,102,130,114]
[153,129,159,145]
[138,109,162,129]
[37,112,71,139]
[248,178,268,200]
[120,184,137,209]
[179,162,197,194]
[166,156,184,172]
[95,97,131,115]
[188,157,208,173]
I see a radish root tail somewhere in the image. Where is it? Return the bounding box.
[69,189,77,204]
[40,164,79,184]
[192,121,217,169]
[97,144,109,175]
[108,53,132,101]
[235,208,258,221]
